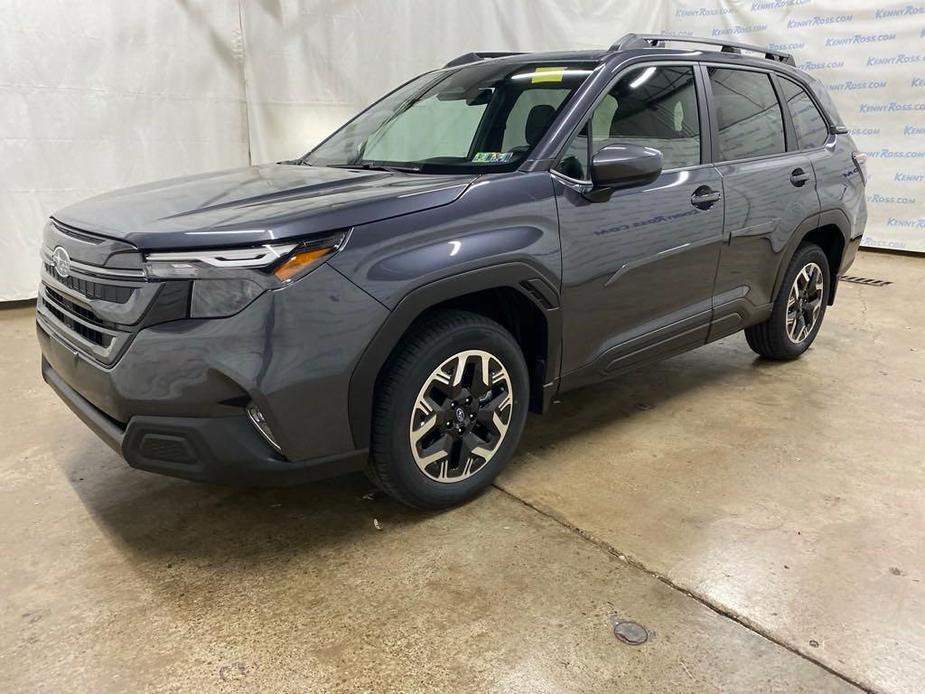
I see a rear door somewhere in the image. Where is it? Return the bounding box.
[704,65,821,340]
[554,63,725,384]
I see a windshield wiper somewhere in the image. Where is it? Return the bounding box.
[328,162,423,174]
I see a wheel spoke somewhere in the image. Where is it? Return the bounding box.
[468,352,493,398]
[459,432,483,476]
[808,296,823,321]
[450,353,469,387]
[411,413,437,446]
[470,428,501,460]
[415,433,452,469]
[413,392,442,421]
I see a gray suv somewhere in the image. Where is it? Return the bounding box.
[37,34,867,508]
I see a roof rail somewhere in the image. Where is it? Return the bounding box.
[610,33,796,66]
[444,52,524,68]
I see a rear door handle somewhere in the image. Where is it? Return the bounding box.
[790,168,812,187]
[690,186,721,209]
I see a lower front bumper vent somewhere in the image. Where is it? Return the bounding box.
[138,434,197,465]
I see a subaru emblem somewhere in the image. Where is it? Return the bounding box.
[52,246,71,279]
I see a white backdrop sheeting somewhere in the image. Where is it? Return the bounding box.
[1,0,922,301]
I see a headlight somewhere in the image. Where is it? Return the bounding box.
[143,232,347,318]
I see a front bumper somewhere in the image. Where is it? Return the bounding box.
[37,264,389,485]
[42,357,367,485]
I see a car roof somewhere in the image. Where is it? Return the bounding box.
[442,37,842,126]
[446,45,818,94]
[446,34,798,73]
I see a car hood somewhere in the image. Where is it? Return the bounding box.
[53,164,475,250]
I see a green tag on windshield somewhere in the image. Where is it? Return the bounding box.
[473,152,514,163]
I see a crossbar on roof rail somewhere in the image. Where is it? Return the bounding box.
[610,33,795,66]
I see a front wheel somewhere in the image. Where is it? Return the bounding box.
[369,310,529,509]
[745,243,831,360]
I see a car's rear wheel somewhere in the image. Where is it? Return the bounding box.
[369,310,529,509]
[745,243,830,360]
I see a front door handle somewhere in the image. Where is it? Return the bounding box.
[790,168,812,187]
[690,185,721,209]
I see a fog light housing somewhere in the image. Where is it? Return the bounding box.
[246,403,281,453]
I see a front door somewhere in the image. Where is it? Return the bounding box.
[554,63,725,386]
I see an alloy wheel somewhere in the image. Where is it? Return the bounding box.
[409,349,513,483]
[786,262,825,343]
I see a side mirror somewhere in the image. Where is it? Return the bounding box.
[588,144,663,201]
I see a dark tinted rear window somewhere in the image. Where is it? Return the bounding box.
[709,68,785,161]
[779,77,829,149]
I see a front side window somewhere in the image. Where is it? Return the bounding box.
[307,62,596,174]
[554,64,701,179]
[709,67,785,161]
[779,77,829,150]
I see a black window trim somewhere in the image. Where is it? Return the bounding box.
[549,59,712,186]
[774,73,834,154]
[700,62,794,167]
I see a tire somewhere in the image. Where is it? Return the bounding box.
[745,243,830,360]
[369,309,529,509]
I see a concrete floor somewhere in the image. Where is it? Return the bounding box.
[1,250,921,693]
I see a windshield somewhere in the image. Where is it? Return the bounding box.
[305,61,597,174]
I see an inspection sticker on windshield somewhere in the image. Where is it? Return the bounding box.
[473,152,514,163]
[532,67,566,83]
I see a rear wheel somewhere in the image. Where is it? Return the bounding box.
[369,310,529,509]
[745,244,830,360]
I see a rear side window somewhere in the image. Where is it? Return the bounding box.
[709,68,785,161]
[779,77,829,150]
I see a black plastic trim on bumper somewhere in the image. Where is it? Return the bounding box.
[42,358,368,486]
[43,357,125,453]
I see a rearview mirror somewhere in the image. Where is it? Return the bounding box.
[588,144,663,200]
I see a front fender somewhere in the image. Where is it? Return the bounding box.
[345,262,562,450]
[329,171,561,308]
[331,171,564,449]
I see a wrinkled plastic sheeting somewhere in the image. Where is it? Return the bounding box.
[0,0,249,301]
[3,0,923,300]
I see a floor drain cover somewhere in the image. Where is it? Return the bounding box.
[841,275,892,287]
[612,620,649,645]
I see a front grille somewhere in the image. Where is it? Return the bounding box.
[44,287,112,328]
[38,223,157,365]
[43,262,135,303]
[43,301,112,347]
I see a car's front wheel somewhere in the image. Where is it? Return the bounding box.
[369,310,529,509]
